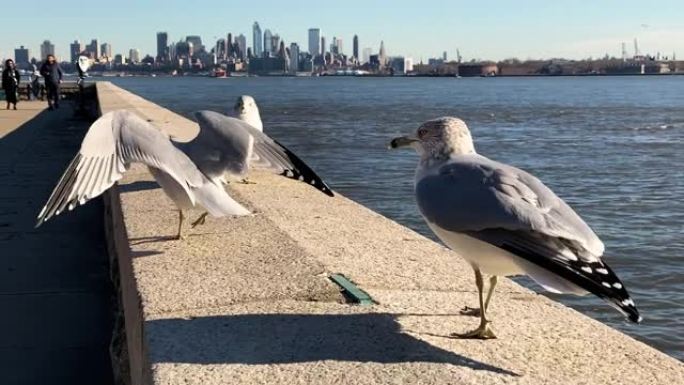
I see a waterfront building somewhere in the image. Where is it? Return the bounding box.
[186,36,203,54]
[69,40,83,63]
[14,46,29,66]
[248,56,287,74]
[253,22,263,57]
[40,40,55,60]
[362,47,372,64]
[129,48,141,64]
[87,39,100,60]
[114,54,125,65]
[308,28,320,56]
[289,42,300,74]
[226,33,233,57]
[101,43,112,62]
[236,34,247,60]
[263,29,273,56]
[156,32,169,63]
[353,35,359,59]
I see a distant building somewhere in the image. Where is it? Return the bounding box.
[362,47,372,64]
[308,28,321,56]
[157,32,169,63]
[443,51,447,61]
[263,29,273,57]
[390,57,414,74]
[458,63,498,77]
[40,40,55,60]
[248,56,287,75]
[100,43,112,62]
[226,33,233,58]
[378,41,387,67]
[70,40,83,63]
[14,46,29,66]
[271,34,281,56]
[129,48,141,64]
[114,54,125,65]
[289,42,300,73]
[252,22,263,57]
[186,36,203,53]
[321,36,326,56]
[87,39,100,60]
[235,34,247,60]
[353,35,359,60]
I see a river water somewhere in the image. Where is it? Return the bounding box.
[110,76,684,360]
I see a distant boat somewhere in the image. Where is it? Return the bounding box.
[211,68,227,78]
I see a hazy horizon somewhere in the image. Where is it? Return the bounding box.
[2,1,683,62]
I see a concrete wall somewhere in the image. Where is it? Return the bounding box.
[94,82,684,385]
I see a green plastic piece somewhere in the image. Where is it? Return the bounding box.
[329,274,374,306]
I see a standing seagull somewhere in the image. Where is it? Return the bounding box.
[232,95,263,131]
[36,110,250,238]
[37,109,334,238]
[231,95,263,184]
[390,117,640,339]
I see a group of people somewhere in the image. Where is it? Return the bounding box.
[1,54,63,110]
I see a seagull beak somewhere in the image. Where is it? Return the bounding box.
[389,136,418,149]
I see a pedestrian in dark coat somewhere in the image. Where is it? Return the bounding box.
[39,54,63,110]
[2,59,20,110]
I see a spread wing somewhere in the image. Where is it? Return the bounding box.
[416,155,640,322]
[36,110,204,226]
[188,110,334,197]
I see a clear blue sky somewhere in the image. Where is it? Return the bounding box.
[2,0,683,61]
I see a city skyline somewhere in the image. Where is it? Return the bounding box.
[1,1,683,62]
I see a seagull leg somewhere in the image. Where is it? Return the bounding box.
[460,275,498,317]
[191,212,209,228]
[453,268,497,339]
[240,178,257,184]
[174,210,185,240]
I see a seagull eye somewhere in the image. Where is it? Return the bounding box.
[418,129,428,138]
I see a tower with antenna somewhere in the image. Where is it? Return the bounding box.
[456,49,462,63]
[621,42,628,61]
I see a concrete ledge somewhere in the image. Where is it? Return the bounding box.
[95,82,684,385]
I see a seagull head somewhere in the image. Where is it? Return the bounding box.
[390,117,475,159]
[233,95,263,131]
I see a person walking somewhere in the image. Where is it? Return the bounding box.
[2,59,20,110]
[39,54,62,110]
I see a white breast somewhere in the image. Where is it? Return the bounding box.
[426,221,524,276]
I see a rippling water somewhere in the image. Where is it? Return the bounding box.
[110,76,684,360]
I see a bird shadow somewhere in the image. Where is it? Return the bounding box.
[129,235,177,246]
[145,313,519,376]
[120,180,159,193]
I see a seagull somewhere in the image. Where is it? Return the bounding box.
[228,95,264,184]
[232,95,263,131]
[179,110,334,227]
[37,109,333,238]
[390,117,641,339]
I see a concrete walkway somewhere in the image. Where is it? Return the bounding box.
[0,102,114,385]
[97,82,684,385]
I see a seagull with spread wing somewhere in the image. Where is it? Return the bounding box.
[37,109,333,239]
[390,117,640,339]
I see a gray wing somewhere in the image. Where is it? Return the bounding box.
[416,155,603,259]
[189,110,334,197]
[36,110,204,226]
[416,155,641,323]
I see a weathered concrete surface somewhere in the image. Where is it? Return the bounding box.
[0,101,114,385]
[96,82,684,385]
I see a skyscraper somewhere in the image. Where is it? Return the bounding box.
[129,48,141,63]
[101,43,112,61]
[226,33,233,57]
[157,32,169,63]
[308,28,321,56]
[263,29,273,57]
[87,39,100,60]
[353,35,359,59]
[14,46,29,65]
[379,41,387,65]
[321,36,326,56]
[271,34,281,55]
[40,40,55,60]
[252,22,263,57]
[69,40,83,63]
[186,36,203,53]
[289,42,300,74]
[362,47,372,64]
[236,34,247,60]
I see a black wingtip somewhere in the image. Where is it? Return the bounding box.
[273,139,335,198]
